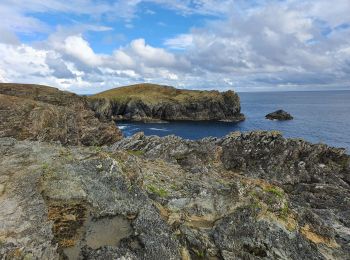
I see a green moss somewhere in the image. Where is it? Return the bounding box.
[93,146,103,153]
[280,202,290,220]
[251,200,263,210]
[147,185,169,197]
[170,184,179,191]
[265,187,284,198]
[42,162,50,170]
[127,150,145,156]
[192,248,205,258]
[59,148,73,161]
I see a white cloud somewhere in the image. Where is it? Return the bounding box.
[130,39,177,67]
[61,35,102,66]
[113,50,135,68]
[164,34,193,50]
[0,0,349,92]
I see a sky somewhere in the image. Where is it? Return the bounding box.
[0,0,350,94]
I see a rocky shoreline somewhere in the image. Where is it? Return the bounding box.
[0,83,122,145]
[0,83,349,260]
[0,131,349,259]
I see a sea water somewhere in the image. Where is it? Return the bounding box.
[117,90,350,151]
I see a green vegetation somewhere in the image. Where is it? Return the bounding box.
[192,248,205,258]
[42,162,50,171]
[59,148,73,161]
[280,202,290,220]
[127,150,145,156]
[41,162,55,176]
[147,184,169,197]
[264,186,284,198]
[92,146,103,153]
[251,200,263,210]
[89,83,224,105]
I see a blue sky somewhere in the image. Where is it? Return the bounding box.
[0,0,349,93]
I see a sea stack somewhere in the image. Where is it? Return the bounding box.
[266,109,293,120]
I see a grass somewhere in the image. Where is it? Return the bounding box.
[127,150,145,156]
[192,248,205,258]
[42,162,50,171]
[59,148,73,161]
[280,202,290,220]
[89,83,226,105]
[147,184,169,197]
[264,186,284,198]
[251,200,263,210]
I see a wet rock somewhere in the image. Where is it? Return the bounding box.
[266,109,294,120]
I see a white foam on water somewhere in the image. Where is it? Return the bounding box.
[149,128,169,131]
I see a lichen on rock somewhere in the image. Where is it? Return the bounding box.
[0,129,349,259]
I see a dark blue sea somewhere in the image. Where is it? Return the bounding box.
[118,90,350,151]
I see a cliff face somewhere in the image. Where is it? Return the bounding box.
[0,83,122,145]
[1,131,349,259]
[89,83,245,122]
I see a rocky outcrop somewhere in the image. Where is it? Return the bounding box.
[0,83,122,145]
[266,109,294,120]
[89,83,245,122]
[1,131,349,259]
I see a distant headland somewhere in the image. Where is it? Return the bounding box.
[88,83,245,122]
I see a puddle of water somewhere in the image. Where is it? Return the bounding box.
[86,216,132,249]
[63,244,81,260]
[63,215,132,260]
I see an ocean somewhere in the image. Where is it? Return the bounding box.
[117,90,350,151]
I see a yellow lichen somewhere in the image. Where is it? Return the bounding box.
[181,247,191,260]
[300,225,339,248]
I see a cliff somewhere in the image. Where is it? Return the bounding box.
[0,83,122,145]
[89,83,245,122]
[1,131,349,259]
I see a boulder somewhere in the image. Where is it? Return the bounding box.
[266,109,293,120]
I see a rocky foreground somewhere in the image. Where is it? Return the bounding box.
[0,83,122,145]
[89,83,245,122]
[0,131,349,259]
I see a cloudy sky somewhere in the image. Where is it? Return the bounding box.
[0,0,349,93]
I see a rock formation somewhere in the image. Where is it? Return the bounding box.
[0,83,122,145]
[266,109,294,120]
[89,83,245,122]
[1,131,349,259]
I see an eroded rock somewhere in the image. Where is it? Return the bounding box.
[0,131,349,259]
[0,83,122,145]
[88,83,245,122]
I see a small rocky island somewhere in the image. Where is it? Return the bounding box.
[266,109,294,120]
[0,83,349,259]
[89,83,245,122]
